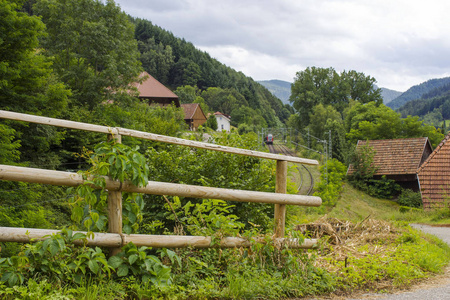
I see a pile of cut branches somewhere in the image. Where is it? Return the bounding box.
[295,216,450,295]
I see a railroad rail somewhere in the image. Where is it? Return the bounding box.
[267,143,315,195]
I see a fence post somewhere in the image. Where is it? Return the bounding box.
[274,160,287,238]
[108,132,123,255]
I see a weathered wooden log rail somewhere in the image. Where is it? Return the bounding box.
[0,109,321,249]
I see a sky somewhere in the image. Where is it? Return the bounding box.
[113,0,450,92]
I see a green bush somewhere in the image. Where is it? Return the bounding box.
[398,189,423,208]
[314,159,347,206]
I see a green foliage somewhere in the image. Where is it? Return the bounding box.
[398,189,423,208]
[388,77,450,110]
[138,37,174,85]
[0,229,174,293]
[143,132,275,231]
[108,243,173,286]
[205,114,218,130]
[365,176,402,199]
[348,143,401,199]
[349,143,377,181]
[133,18,287,128]
[346,101,444,147]
[290,67,382,127]
[0,0,70,117]
[34,0,142,108]
[314,159,347,207]
[0,124,20,164]
[69,141,148,233]
[165,197,245,238]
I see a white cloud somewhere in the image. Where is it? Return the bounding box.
[114,0,450,92]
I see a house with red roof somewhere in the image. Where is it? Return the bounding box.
[418,133,450,208]
[131,71,180,107]
[347,137,433,191]
[180,103,207,131]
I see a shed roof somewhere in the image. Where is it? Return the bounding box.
[348,137,432,176]
[180,103,206,120]
[132,71,178,100]
[418,132,450,208]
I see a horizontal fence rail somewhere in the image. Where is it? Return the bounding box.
[0,165,322,206]
[0,110,318,165]
[0,109,322,249]
[0,227,317,249]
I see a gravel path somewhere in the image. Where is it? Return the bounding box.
[353,224,450,300]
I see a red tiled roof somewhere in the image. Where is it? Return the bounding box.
[131,72,178,99]
[180,103,206,120]
[214,111,231,120]
[418,133,450,208]
[348,137,432,176]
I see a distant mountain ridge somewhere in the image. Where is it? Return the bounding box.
[387,77,450,109]
[259,80,402,106]
[376,86,402,104]
[397,83,450,125]
[258,80,292,105]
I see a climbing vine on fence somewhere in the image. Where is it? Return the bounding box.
[68,140,149,234]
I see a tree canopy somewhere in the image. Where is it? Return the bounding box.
[34,0,142,108]
[290,67,382,127]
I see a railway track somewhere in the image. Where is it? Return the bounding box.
[267,143,314,195]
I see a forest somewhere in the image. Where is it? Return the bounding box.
[0,0,448,298]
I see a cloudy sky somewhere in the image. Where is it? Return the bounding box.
[113,0,450,92]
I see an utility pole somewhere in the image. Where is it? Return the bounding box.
[329,130,332,159]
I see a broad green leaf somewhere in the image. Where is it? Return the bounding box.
[117,264,129,277]
[128,254,138,265]
[88,259,99,274]
[108,256,123,268]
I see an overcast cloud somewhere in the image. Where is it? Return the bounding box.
[113,0,450,92]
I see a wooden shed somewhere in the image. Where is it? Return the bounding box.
[131,71,180,107]
[418,133,450,208]
[180,103,207,131]
[347,137,433,191]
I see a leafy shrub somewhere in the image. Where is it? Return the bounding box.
[366,176,402,199]
[143,131,276,232]
[314,159,347,206]
[398,189,423,208]
[68,140,148,233]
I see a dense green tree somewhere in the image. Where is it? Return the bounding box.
[0,124,20,164]
[34,0,142,108]
[308,103,349,161]
[0,0,70,116]
[346,101,444,147]
[174,85,201,104]
[422,108,443,128]
[1,0,71,168]
[205,115,218,131]
[171,57,201,87]
[290,67,381,128]
[201,87,245,116]
[138,38,174,85]
[308,104,342,140]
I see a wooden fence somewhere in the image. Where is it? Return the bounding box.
[0,110,321,250]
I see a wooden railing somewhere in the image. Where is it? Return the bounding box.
[0,110,321,249]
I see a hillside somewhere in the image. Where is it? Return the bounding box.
[397,84,450,129]
[258,80,292,105]
[387,77,450,109]
[377,86,402,104]
[131,18,293,127]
